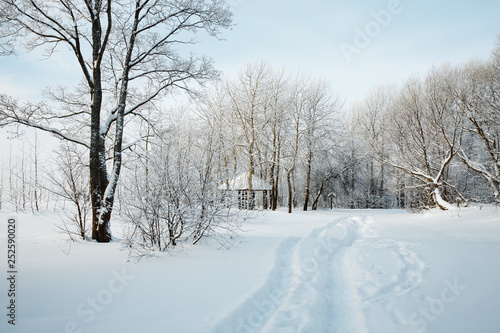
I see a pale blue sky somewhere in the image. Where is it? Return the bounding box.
[207,0,500,106]
[1,0,499,107]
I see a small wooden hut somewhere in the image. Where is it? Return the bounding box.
[220,173,272,210]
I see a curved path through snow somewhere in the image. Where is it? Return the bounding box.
[212,215,426,333]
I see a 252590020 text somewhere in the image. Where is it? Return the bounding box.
[6,218,17,326]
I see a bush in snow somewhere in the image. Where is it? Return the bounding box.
[121,112,241,254]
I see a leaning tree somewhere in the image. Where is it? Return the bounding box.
[0,0,232,242]
[382,68,463,210]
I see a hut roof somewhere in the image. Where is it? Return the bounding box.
[220,173,272,191]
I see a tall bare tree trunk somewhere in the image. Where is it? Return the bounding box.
[287,170,293,214]
[303,149,312,211]
[273,162,280,211]
[90,1,112,242]
[270,137,281,211]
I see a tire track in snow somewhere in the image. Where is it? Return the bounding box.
[322,217,369,333]
[211,236,300,333]
[212,216,365,333]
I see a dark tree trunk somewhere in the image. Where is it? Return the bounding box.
[92,0,138,242]
[89,12,107,241]
[272,148,281,211]
[89,1,112,242]
[369,159,375,208]
[287,170,293,214]
[273,169,280,211]
[303,150,312,211]
[311,181,325,211]
[270,162,276,211]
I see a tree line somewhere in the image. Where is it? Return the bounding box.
[352,42,500,209]
[0,1,499,249]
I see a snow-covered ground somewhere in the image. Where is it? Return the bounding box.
[1,206,499,332]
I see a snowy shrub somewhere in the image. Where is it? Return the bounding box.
[121,113,241,254]
[49,143,91,241]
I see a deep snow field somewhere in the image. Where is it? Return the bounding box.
[1,205,500,333]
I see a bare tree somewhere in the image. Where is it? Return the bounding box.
[197,83,236,192]
[263,71,289,210]
[351,85,395,208]
[282,75,308,213]
[226,62,271,209]
[200,63,343,212]
[453,58,500,203]
[0,0,232,242]
[381,68,462,210]
[124,139,187,251]
[349,42,500,210]
[191,122,240,246]
[48,143,91,241]
[302,79,341,211]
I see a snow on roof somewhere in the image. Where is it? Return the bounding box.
[220,173,272,191]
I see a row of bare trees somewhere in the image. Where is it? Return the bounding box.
[2,49,499,233]
[0,131,93,239]
[0,134,43,213]
[0,0,499,251]
[198,62,342,213]
[352,39,500,209]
